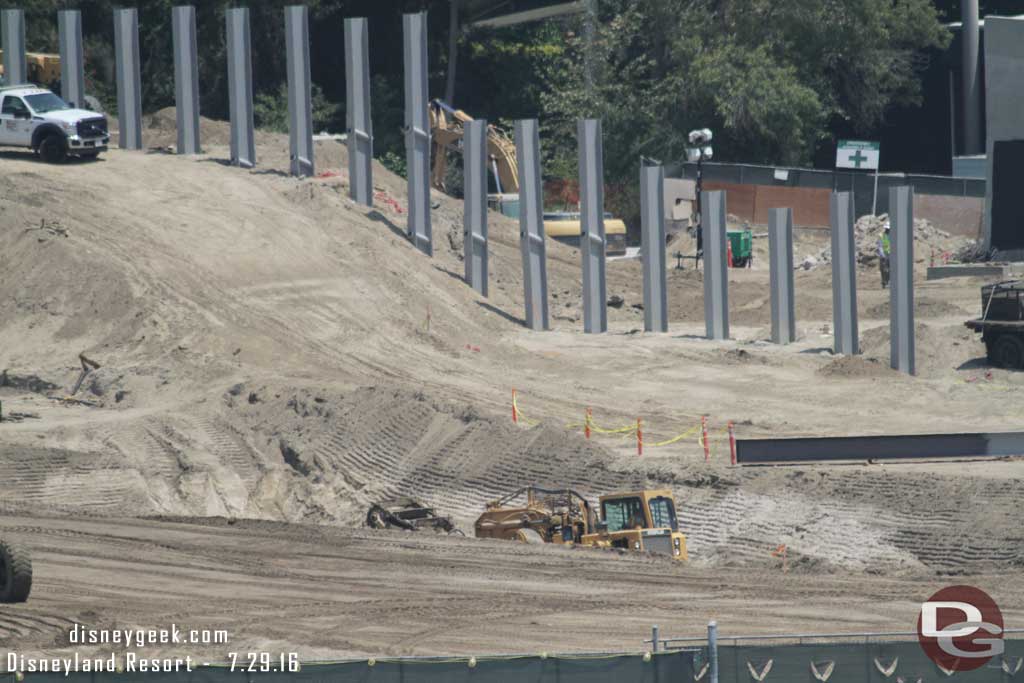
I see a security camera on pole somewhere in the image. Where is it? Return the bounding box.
[686,128,713,265]
[835,139,881,215]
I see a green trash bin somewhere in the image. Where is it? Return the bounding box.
[726,229,753,267]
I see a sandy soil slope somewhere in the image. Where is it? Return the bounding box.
[1,115,1022,656]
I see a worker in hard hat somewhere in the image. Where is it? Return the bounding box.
[877,226,891,289]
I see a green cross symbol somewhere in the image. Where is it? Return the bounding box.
[848,150,868,168]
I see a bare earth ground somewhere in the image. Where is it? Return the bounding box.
[1,113,1023,658]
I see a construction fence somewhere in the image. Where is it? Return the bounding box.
[1,651,693,683]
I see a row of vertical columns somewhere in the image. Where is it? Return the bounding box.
[285,5,314,176]
[226,8,255,168]
[345,17,373,206]
[703,190,730,340]
[172,5,200,154]
[579,119,607,334]
[1,9,25,86]
[114,8,142,150]
[404,12,432,256]
[58,10,85,108]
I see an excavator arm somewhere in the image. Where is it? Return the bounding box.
[428,99,519,195]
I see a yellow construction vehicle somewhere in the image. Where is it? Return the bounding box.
[429,99,627,255]
[475,486,687,560]
[0,51,62,87]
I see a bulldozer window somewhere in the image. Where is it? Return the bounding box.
[602,497,646,532]
[648,496,678,531]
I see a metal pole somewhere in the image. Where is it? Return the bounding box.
[226,7,256,168]
[58,10,85,109]
[285,5,314,176]
[640,165,668,332]
[579,118,607,333]
[404,11,433,256]
[962,0,982,155]
[889,186,915,375]
[464,119,488,296]
[113,8,142,151]
[515,119,549,331]
[345,17,373,205]
[1,9,25,87]
[172,5,201,154]
[651,625,660,653]
[708,621,719,683]
[948,70,957,161]
[768,207,796,344]
[703,190,729,340]
[830,192,859,355]
[871,168,879,216]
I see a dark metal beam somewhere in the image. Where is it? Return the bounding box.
[736,432,1024,465]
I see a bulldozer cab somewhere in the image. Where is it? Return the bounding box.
[581,489,688,560]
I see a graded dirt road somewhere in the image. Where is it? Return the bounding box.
[1,114,1022,658]
[3,513,1023,660]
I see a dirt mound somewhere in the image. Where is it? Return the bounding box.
[859,321,984,378]
[817,354,896,378]
[143,107,234,148]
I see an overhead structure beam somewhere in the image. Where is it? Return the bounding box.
[736,431,1024,465]
[1,9,25,87]
[285,5,314,176]
[467,1,585,28]
[830,192,859,354]
[515,118,550,331]
[345,17,373,206]
[113,8,143,151]
[58,10,86,109]
[463,118,489,296]
[404,11,433,256]
[226,7,256,168]
[703,190,729,340]
[172,5,201,154]
[768,207,796,344]
[640,165,668,332]
[578,118,607,333]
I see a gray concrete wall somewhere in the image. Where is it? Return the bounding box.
[983,17,1024,251]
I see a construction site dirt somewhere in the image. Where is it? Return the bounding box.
[1,114,1022,659]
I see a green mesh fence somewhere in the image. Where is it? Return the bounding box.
[713,639,1024,683]
[1,651,692,683]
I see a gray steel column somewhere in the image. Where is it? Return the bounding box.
[226,8,256,168]
[172,6,201,154]
[464,119,488,297]
[889,186,915,375]
[830,192,859,355]
[579,118,607,333]
[640,165,668,333]
[1,9,25,87]
[345,17,373,206]
[962,0,982,155]
[768,208,796,344]
[703,190,730,340]
[285,5,314,176]
[515,119,549,331]
[403,12,432,256]
[113,8,142,151]
[58,10,85,108]
[708,621,719,683]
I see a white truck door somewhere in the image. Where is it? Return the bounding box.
[0,96,34,147]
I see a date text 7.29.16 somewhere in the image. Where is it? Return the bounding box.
[228,652,300,672]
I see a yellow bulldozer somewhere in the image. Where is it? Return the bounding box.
[428,100,628,255]
[0,50,61,87]
[474,486,687,560]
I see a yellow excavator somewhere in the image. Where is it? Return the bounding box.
[429,99,627,255]
[0,50,61,87]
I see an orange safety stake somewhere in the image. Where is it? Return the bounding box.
[637,417,643,456]
[512,389,518,424]
[585,407,592,439]
[727,240,734,268]
[728,420,737,466]
[701,415,710,462]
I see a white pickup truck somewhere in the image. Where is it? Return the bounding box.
[0,84,109,162]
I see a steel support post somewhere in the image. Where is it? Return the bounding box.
[708,621,719,683]
[579,119,607,333]
[768,208,796,344]
[515,119,549,331]
[1,9,25,87]
[113,8,142,150]
[830,192,859,354]
[640,165,668,332]
[226,8,255,168]
[345,17,373,206]
[285,5,314,176]
[651,625,660,654]
[703,190,730,340]
[463,119,489,296]
[172,5,200,154]
[58,10,85,109]
[889,186,916,374]
[403,12,432,255]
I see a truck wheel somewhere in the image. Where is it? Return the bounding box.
[515,528,545,544]
[39,134,67,163]
[991,335,1024,369]
[0,540,32,603]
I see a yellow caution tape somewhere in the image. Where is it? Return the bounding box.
[512,392,539,425]
[648,425,702,448]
